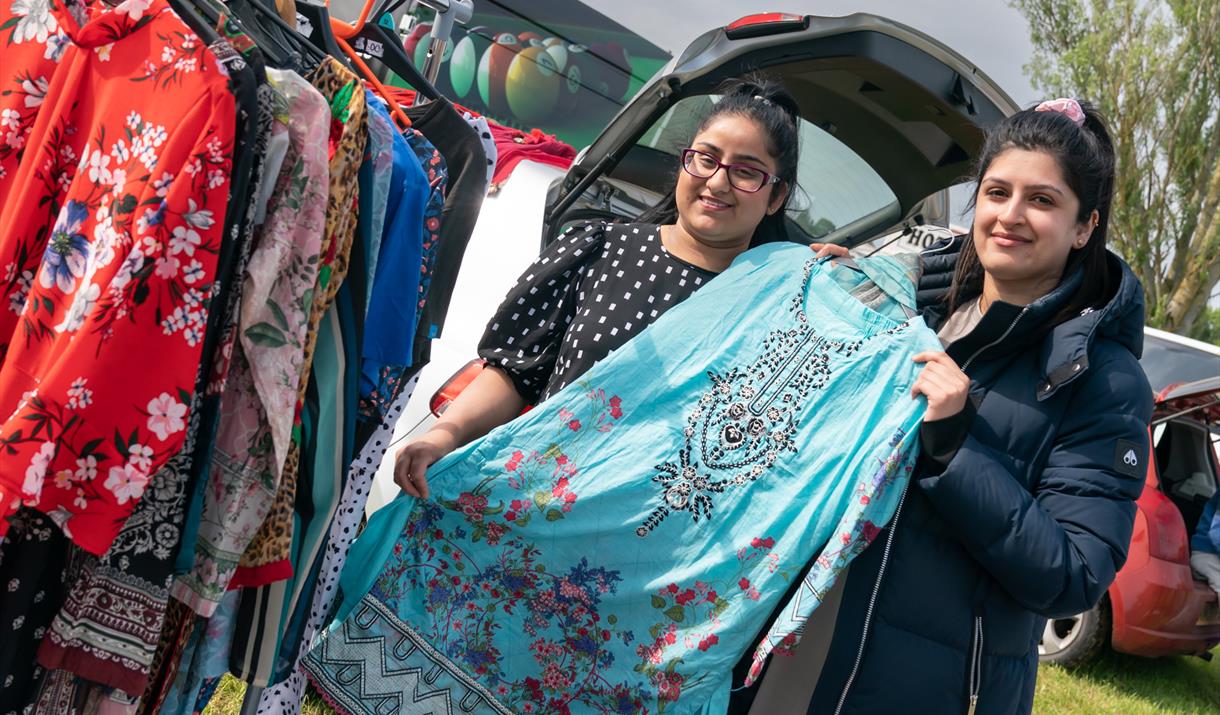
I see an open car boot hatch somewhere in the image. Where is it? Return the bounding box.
[544,13,1019,247]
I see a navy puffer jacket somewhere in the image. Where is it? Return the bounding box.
[802,237,1154,715]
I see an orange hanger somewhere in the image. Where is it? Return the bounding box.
[326,0,413,130]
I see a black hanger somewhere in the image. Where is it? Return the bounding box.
[352,20,440,102]
[294,0,348,64]
[221,0,306,69]
[166,0,222,46]
[188,0,300,69]
[239,0,331,69]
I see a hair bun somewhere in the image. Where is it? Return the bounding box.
[719,75,800,124]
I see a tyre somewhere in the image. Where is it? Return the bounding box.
[1038,598,1110,667]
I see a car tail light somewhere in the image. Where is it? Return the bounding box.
[1142,489,1189,563]
[429,359,485,417]
[725,13,809,39]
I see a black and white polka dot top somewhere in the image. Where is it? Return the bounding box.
[478,221,719,404]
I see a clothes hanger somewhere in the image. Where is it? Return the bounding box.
[185,0,300,69]
[317,0,413,129]
[823,253,918,319]
[217,0,331,70]
[352,0,440,103]
[218,0,313,70]
[352,20,441,103]
[294,0,347,61]
[166,0,222,46]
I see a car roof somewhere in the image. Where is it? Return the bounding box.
[1141,327,1220,397]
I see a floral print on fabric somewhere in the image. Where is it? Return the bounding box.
[35,36,270,696]
[308,248,943,714]
[307,387,787,714]
[0,0,66,199]
[232,57,366,585]
[410,129,446,317]
[743,427,915,684]
[171,68,329,617]
[0,0,236,553]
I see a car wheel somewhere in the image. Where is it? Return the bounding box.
[1038,598,1110,667]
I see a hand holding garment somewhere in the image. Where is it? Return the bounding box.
[304,244,942,714]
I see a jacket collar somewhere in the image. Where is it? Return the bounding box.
[918,236,1146,401]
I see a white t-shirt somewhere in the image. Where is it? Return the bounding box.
[938,297,984,346]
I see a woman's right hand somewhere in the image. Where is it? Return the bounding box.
[393,429,458,499]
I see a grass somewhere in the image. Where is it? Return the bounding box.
[204,675,333,715]
[206,648,1220,714]
[1034,648,1220,714]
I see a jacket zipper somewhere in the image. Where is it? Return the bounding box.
[968,615,984,714]
[960,306,1029,372]
[832,484,910,715]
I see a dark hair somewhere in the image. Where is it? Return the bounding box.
[947,99,1117,321]
[637,74,801,246]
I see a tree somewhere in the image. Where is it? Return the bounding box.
[1012,0,1220,334]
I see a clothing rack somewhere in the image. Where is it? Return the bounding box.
[236,2,467,711]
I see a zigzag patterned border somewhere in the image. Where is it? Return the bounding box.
[303,593,513,715]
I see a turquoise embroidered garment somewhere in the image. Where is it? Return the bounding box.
[303,244,942,714]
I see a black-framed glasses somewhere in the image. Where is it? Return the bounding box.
[680,148,781,193]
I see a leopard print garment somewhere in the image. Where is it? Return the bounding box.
[234,57,367,578]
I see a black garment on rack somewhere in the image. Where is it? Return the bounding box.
[0,510,73,713]
[404,96,488,366]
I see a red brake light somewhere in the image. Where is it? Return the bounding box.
[430,359,485,417]
[725,13,808,39]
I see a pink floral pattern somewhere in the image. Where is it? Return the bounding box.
[170,69,329,616]
[634,537,786,710]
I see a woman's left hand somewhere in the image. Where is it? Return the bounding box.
[911,351,971,421]
[809,242,850,258]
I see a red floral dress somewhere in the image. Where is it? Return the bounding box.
[0,0,69,204]
[0,0,236,553]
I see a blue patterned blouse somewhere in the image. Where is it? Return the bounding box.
[305,243,942,714]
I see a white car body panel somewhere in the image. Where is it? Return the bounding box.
[368,161,567,513]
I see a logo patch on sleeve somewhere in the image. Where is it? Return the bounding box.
[1114,439,1143,477]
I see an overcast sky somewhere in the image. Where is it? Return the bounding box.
[582,0,1042,107]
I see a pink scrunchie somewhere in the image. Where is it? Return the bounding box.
[1035,98,1086,126]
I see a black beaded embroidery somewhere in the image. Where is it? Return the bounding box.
[636,259,909,537]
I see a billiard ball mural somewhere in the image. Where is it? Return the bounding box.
[395,1,670,148]
[455,31,632,123]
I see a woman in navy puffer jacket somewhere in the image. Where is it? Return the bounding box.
[742,100,1154,715]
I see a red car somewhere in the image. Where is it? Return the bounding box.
[1040,369,1220,665]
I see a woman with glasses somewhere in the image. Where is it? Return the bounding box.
[393,76,801,498]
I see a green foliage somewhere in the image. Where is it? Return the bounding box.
[1186,305,1220,344]
[1013,0,1220,333]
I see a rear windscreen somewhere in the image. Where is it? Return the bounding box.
[636,95,900,241]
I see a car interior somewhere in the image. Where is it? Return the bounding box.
[1154,418,1220,555]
